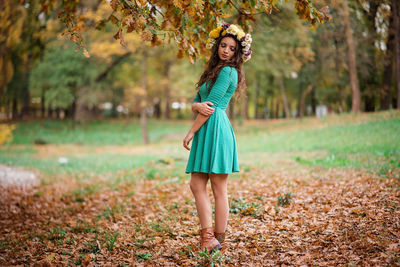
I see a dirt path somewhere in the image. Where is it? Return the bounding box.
[0,164,39,188]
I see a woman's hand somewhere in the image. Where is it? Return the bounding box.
[183,131,194,151]
[193,102,215,116]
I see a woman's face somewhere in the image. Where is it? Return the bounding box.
[218,37,236,61]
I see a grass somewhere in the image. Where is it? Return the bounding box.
[243,118,400,154]
[7,119,189,145]
[229,197,261,218]
[104,231,120,251]
[1,111,399,180]
[0,150,161,176]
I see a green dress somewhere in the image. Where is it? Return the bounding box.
[185,66,240,174]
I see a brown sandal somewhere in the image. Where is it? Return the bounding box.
[199,227,222,253]
[214,231,226,250]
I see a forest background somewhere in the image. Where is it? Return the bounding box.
[1,0,399,134]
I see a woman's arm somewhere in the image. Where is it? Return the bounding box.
[184,66,234,150]
[191,102,199,113]
[192,102,215,116]
[183,113,210,150]
[192,92,201,114]
[189,113,210,134]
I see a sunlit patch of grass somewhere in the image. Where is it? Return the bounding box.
[295,154,352,168]
[6,118,188,145]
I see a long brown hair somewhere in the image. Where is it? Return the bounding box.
[196,34,246,100]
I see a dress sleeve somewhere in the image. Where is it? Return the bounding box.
[192,91,201,103]
[204,66,234,107]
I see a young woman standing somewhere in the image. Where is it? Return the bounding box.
[183,23,252,253]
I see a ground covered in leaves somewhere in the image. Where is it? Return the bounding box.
[1,112,399,266]
[1,164,399,266]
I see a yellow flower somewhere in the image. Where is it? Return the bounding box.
[209,26,223,38]
[221,30,226,36]
[209,29,220,39]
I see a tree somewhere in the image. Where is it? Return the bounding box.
[0,0,47,119]
[38,0,331,62]
[381,2,395,110]
[246,1,314,119]
[393,0,400,109]
[341,0,361,112]
[29,45,99,123]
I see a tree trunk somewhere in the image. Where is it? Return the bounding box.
[269,95,273,119]
[154,99,161,119]
[311,87,317,115]
[163,60,172,119]
[299,85,313,118]
[333,38,344,112]
[12,95,18,120]
[141,50,149,145]
[70,99,77,129]
[381,9,394,110]
[363,0,379,112]
[21,55,32,118]
[393,0,400,109]
[41,88,46,118]
[263,80,269,118]
[275,98,280,119]
[342,0,361,112]
[74,87,91,123]
[253,79,260,119]
[5,98,10,120]
[241,89,249,120]
[277,75,290,118]
[270,97,275,118]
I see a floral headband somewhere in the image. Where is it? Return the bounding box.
[205,23,252,62]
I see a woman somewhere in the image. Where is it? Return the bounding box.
[183,23,252,253]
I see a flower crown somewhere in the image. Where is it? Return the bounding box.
[205,23,252,62]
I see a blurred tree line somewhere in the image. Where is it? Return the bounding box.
[1,0,399,126]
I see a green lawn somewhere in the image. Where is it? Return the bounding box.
[1,111,399,180]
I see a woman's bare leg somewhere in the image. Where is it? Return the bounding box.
[210,173,229,233]
[190,172,212,229]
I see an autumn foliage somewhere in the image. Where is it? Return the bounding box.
[38,0,331,62]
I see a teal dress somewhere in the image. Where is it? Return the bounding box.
[185,66,240,174]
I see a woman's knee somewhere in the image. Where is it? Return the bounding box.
[190,173,208,194]
[210,174,228,197]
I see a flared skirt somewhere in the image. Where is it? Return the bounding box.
[185,108,239,174]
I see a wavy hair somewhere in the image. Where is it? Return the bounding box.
[196,34,246,100]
